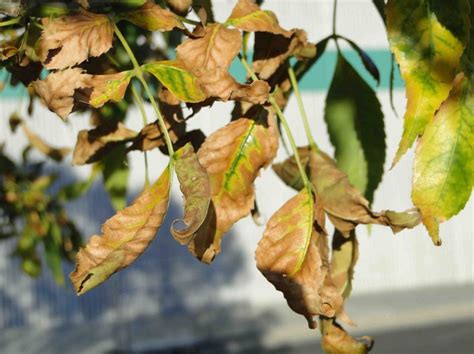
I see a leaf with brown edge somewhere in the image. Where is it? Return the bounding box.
[226,0,291,37]
[189,112,279,263]
[22,123,71,162]
[73,123,138,165]
[256,189,344,329]
[86,71,133,108]
[37,10,113,70]
[171,143,210,245]
[33,68,90,120]
[70,166,171,295]
[321,319,373,354]
[124,1,184,31]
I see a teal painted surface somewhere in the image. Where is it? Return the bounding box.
[0,49,403,99]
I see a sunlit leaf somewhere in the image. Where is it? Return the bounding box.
[412,73,474,245]
[143,61,207,103]
[189,113,278,263]
[172,143,210,245]
[256,189,344,329]
[325,54,385,203]
[321,319,373,354]
[226,0,291,37]
[87,71,133,108]
[70,166,171,295]
[124,1,184,31]
[165,0,192,14]
[386,0,470,164]
[102,145,129,211]
[37,9,113,70]
[331,230,358,299]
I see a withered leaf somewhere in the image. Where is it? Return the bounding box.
[331,230,358,299]
[0,42,18,61]
[253,30,316,80]
[321,319,373,354]
[256,189,344,329]
[22,123,71,162]
[165,0,192,14]
[70,166,171,295]
[226,0,292,37]
[37,10,113,70]
[125,1,184,31]
[189,113,279,263]
[33,68,90,120]
[273,147,421,236]
[172,143,210,245]
[73,123,138,165]
[86,71,133,108]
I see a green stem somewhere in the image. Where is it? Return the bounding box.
[287,66,318,150]
[239,56,311,189]
[131,84,150,188]
[0,17,21,27]
[332,0,338,36]
[177,16,201,26]
[114,24,175,158]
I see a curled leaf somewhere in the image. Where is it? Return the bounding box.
[331,230,359,299]
[37,10,113,70]
[70,166,171,295]
[256,189,343,329]
[73,123,138,165]
[226,0,292,37]
[412,73,474,245]
[189,113,279,263]
[124,1,184,31]
[22,123,71,162]
[172,143,210,245]
[321,319,373,354]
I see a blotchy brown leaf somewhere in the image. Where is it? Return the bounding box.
[85,71,133,108]
[176,23,269,103]
[227,0,292,37]
[70,167,171,295]
[256,189,344,329]
[172,143,211,245]
[189,113,279,263]
[321,319,373,354]
[22,123,71,162]
[73,123,138,165]
[33,68,90,120]
[37,10,113,70]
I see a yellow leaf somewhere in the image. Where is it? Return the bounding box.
[87,71,133,108]
[124,1,184,31]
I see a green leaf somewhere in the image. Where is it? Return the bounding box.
[171,143,210,245]
[57,165,100,201]
[386,0,470,164]
[324,54,385,203]
[44,221,65,285]
[143,60,207,103]
[102,145,129,211]
[412,74,474,245]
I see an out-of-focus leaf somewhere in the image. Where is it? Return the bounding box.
[412,73,474,245]
[165,0,192,14]
[226,0,291,37]
[102,145,129,211]
[386,0,470,164]
[22,123,71,162]
[189,113,278,263]
[70,166,171,295]
[33,68,90,120]
[325,54,385,203]
[192,0,214,23]
[44,221,65,285]
[37,9,113,70]
[172,143,210,245]
[0,42,17,61]
[86,71,133,108]
[372,0,385,23]
[143,61,207,103]
[321,319,373,354]
[57,166,100,201]
[73,123,138,165]
[124,1,184,31]
[256,189,344,329]
[339,36,380,85]
[331,230,358,299]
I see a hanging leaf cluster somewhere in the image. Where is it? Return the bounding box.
[0,0,472,353]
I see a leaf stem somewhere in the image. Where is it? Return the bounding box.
[131,84,150,188]
[114,24,175,158]
[0,17,20,27]
[177,16,201,26]
[239,55,311,189]
[332,0,338,36]
[287,66,318,150]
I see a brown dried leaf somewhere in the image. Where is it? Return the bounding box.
[172,143,211,245]
[253,30,316,80]
[86,71,133,108]
[73,123,138,165]
[256,189,344,329]
[189,113,279,263]
[331,230,359,299]
[321,320,373,354]
[125,1,184,31]
[0,42,18,61]
[22,123,71,162]
[227,0,292,37]
[37,10,113,70]
[33,68,90,120]
[70,166,171,295]
[165,0,192,14]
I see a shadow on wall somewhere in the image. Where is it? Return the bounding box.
[0,167,248,338]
